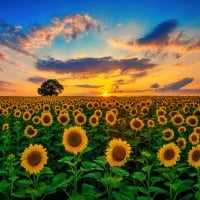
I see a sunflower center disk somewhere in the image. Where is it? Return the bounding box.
[164,149,175,160]
[91,118,97,123]
[189,119,196,125]
[28,151,42,166]
[77,116,84,123]
[27,128,35,135]
[192,135,198,141]
[133,120,141,128]
[192,150,200,161]
[43,116,51,123]
[174,117,182,124]
[112,146,126,161]
[68,132,82,147]
[60,116,67,123]
[165,132,171,138]
[108,115,114,122]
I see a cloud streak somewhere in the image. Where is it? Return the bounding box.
[0,80,17,92]
[160,77,194,91]
[27,76,47,84]
[137,19,178,45]
[75,84,103,88]
[36,56,156,76]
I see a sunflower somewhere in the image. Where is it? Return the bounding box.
[194,127,200,134]
[182,106,190,114]
[162,128,174,141]
[62,126,88,155]
[117,118,126,126]
[169,111,179,118]
[105,138,131,167]
[105,111,117,126]
[2,123,9,131]
[141,106,149,116]
[57,113,70,126]
[0,108,3,116]
[68,104,74,111]
[110,108,118,116]
[176,137,187,149]
[188,144,200,167]
[74,113,87,126]
[86,102,94,110]
[157,115,168,125]
[130,107,137,117]
[147,119,155,128]
[178,126,186,134]
[89,115,99,127]
[24,125,37,138]
[23,111,31,121]
[189,132,199,145]
[21,144,48,174]
[32,116,41,125]
[156,108,166,116]
[130,117,144,131]
[43,104,51,112]
[171,114,184,126]
[157,143,180,167]
[193,108,200,116]
[73,109,81,117]
[94,109,103,118]
[14,109,21,118]
[55,109,61,115]
[186,115,198,127]
[41,112,53,127]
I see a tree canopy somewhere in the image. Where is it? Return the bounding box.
[38,79,64,96]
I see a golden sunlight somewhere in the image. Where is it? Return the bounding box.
[102,91,109,97]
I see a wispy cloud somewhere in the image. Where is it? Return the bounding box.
[75,84,103,88]
[160,77,194,91]
[0,52,8,60]
[108,19,200,58]
[0,14,100,57]
[0,80,17,92]
[36,56,156,76]
[27,76,46,84]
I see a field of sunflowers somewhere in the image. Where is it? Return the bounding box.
[1,95,200,200]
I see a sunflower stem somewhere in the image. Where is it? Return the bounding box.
[73,154,78,193]
[147,128,151,153]
[196,167,200,193]
[169,166,175,200]
[31,174,39,200]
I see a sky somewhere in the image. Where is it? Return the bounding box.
[0,0,200,96]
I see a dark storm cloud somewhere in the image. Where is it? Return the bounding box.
[27,76,46,84]
[136,19,178,45]
[161,77,194,91]
[36,56,156,75]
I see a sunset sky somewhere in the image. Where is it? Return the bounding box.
[0,0,200,96]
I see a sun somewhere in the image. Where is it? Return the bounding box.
[102,91,109,97]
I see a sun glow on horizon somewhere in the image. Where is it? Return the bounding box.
[102,91,109,97]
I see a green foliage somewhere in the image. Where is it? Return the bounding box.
[0,96,200,199]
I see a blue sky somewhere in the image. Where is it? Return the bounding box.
[0,0,200,96]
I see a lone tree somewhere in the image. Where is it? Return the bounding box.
[38,79,64,96]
